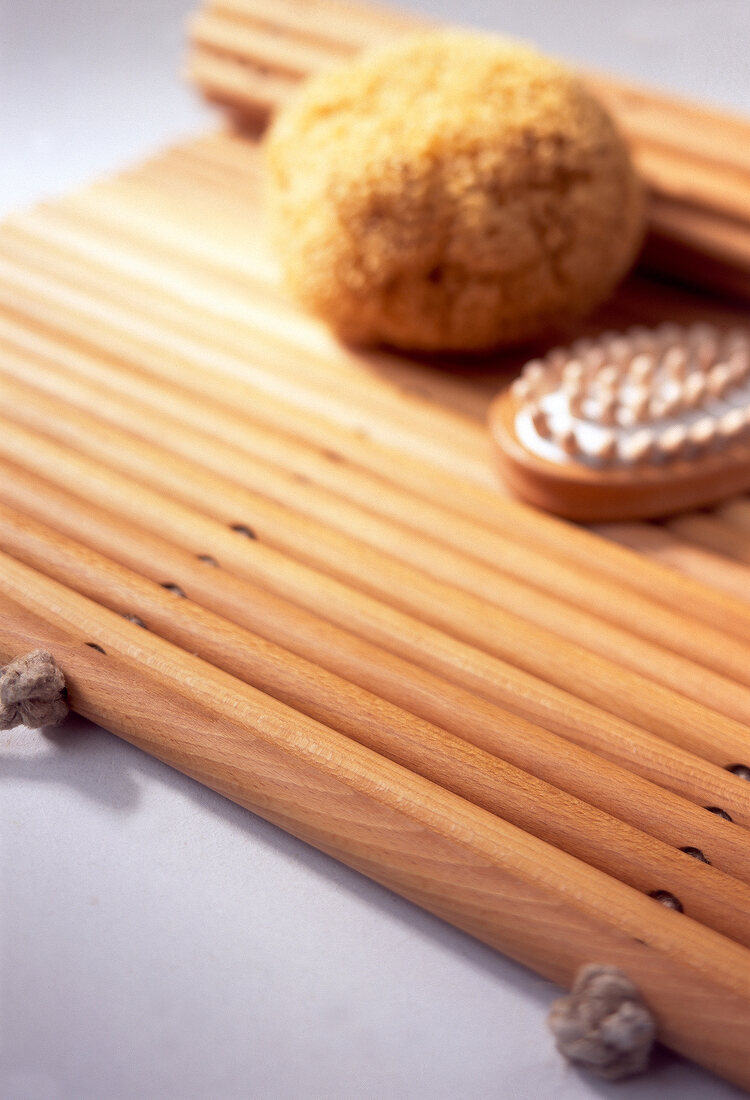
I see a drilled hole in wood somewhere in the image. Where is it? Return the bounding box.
[649,890,684,912]
[680,846,710,864]
[706,806,734,821]
[121,613,147,629]
[230,524,257,540]
[85,642,106,654]
[161,583,186,598]
[727,763,750,781]
[197,554,219,567]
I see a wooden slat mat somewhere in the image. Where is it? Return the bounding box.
[2,131,750,1087]
[2,130,749,596]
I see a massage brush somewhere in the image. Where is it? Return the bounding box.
[489,323,750,521]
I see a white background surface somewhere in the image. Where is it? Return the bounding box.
[1,2,749,1098]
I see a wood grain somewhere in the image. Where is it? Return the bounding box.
[3,151,750,651]
[4,323,750,732]
[597,522,750,605]
[5,371,750,778]
[0,264,749,704]
[1,583,750,1090]
[6,498,750,938]
[5,412,750,824]
[2,456,748,837]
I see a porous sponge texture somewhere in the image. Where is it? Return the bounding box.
[265,30,646,352]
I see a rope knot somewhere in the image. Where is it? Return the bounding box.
[0,650,69,730]
[548,964,656,1080]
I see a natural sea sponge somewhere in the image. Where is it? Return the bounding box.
[265,30,646,352]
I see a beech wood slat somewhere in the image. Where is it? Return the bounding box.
[4,327,750,734]
[2,456,747,834]
[0,205,492,425]
[665,513,750,565]
[4,413,750,825]
[7,499,750,939]
[4,373,750,773]
[2,590,749,1089]
[206,0,422,47]
[0,259,746,705]
[0,247,492,489]
[200,0,750,205]
[2,190,750,650]
[190,9,346,76]
[597,522,750,606]
[717,498,750,535]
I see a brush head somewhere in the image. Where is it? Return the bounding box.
[489,323,750,520]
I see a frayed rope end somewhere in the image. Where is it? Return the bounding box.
[548,964,656,1081]
[0,650,69,730]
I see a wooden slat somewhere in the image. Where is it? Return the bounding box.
[2,455,748,858]
[3,153,750,649]
[3,588,750,1089]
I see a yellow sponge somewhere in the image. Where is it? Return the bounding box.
[265,30,646,352]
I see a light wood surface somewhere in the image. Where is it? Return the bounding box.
[6,499,750,939]
[5,384,750,786]
[6,410,750,825]
[7,366,750,781]
[667,510,750,565]
[2,458,748,841]
[1,582,750,1090]
[597,521,750,604]
[0,270,748,702]
[3,150,750,651]
[4,325,750,727]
